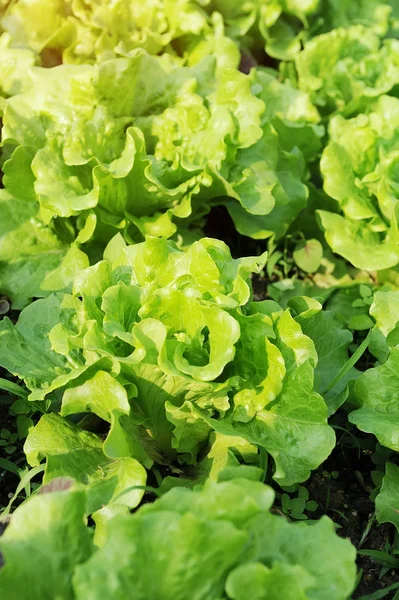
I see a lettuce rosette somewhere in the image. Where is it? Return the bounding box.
[0,48,314,307]
[318,95,399,270]
[294,25,399,117]
[0,0,213,65]
[0,237,335,490]
[2,0,399,68]
[0,472,356,600]
[207,0,399,61]
[206,0,321,60]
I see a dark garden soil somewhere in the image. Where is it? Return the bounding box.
[0,396,19,509]
[307,442,399,598]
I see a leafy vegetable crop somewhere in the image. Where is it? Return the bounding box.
[0,472,357,600]
[2,0,399,598]
[0,43,317,307]
[0,237,335,489]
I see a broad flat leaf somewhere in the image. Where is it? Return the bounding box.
[0,294,69,388]
[294,306,354,415]
[246,514,356,600]
[25,413,146,513]
[0,488,92,600]
[61,371,132,459]
[370,290,399,337]
[149,478,275,526]
[293,239,323,273]
[318,211,399,271]
[226,562,310,600]
[73,511,248,600]
[349,348,399,449]
[375,462,399,532]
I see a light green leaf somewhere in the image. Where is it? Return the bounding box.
[349,348,399,449]
[318,210,399,271]
[370,290,399,337]
[247,514,356,600]
[73,510,248,600]
[25,413,146,513]
[296,26,399,115]
[226,562,310,600]
[0,487,92,600]
[293,239,323,273]
[375,462,399,532]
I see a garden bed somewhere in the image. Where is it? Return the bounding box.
[1,1,399,599]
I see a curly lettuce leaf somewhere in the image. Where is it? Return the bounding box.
[209,0,321,60]
[0,472,356,600]
[25,413,146,513]
[295,26,399,116]
[0,50,273,302]
[226,122,309,240]
[349,347,399,449]
[0,487,93,600]
[0,237,334,485]
[0,0,210,64]
[318,96,399,270]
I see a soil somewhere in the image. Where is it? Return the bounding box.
[0,371,23,510]
[306,441,399,598]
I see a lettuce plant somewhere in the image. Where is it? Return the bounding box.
[295,25,399,117]
[0,0,212,64]
[208,0,321,60]
[2,0,399,67]
[319,96,399,270]
[0,473,357,600]
[207,0,399,61]
[0,237,335,487]
[0,45,315,307]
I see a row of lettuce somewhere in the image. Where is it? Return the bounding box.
[1,236,399,598]
[1,1,399,598]
[2,1,399,307]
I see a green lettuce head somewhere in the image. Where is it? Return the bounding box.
[207,0,399,61]
[295,25,399,117]
[0,473,356,600]
[0,0,212,64]
[207,0,321,60]
[0,48,313,308]
[318,95,399,271]
[0,237,335,488]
